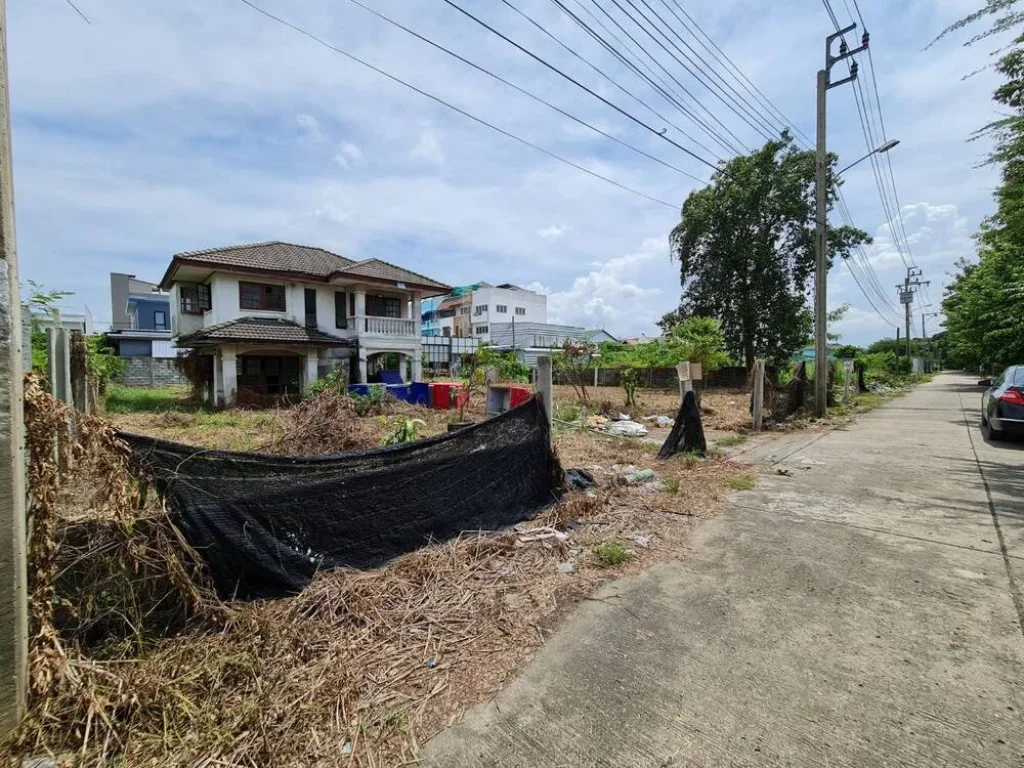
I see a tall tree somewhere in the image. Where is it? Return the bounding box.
[936,3,1024,370]
[669,134,869,367]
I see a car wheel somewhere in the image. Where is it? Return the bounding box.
[987,420,1007,441]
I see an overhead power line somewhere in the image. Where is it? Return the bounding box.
[498,0,723,160]
[612,0,781,139]
[344,0,706,183]
[563,0,749,154]
[236,0,679,209]
[439,0,720,171]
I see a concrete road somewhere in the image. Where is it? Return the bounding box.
[422,374,1024,768]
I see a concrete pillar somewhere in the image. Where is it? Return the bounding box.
[304,349,319,392]
[212,350,224,406]
[535,355,553,438]
[411,348,423,383]
[357,349,368,384]
[221,346,237,406]
[0,0,29,732]
[47,327,71,405]
[354,289,366,331]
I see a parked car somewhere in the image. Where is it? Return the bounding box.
[979,365,1024,439]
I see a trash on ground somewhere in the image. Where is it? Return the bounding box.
[564,467,596,490]
[776,467,795,476]
[631,534,652,548]
[558,561,577,574]
[615,413,632,421]
[618,468,656,486]
[603,420,649,437]
[656,416,674,428]
[517,526,570,545]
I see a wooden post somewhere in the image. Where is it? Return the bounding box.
[593,366,598,389]
[535,355,553,441]
[0,0,28,737]
[752,358,765,431]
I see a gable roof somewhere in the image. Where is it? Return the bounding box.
[161,241,450,294]
[176,317,351,348]
[342,258,450,291]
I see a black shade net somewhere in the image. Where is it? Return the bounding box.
[119,397,563,599]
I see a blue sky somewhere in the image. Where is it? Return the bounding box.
[7,0,1004,343]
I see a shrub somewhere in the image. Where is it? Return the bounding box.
[591,541,632,567]
[728,475,755,491]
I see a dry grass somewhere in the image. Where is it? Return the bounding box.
[552,384,750,432]
[9,384,750,767]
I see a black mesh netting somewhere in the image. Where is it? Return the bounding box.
[119,398,563,599]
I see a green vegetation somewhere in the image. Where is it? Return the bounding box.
[933,4,1024,371]
[664,134,869,367]
[663,477,680,493]
[307,369,346,396]
[105,385,194,413]
[717,435,747,447]
[555,403,582,423]
[728,475,756,491]
[381,417,425,446]
[591,541,632,567]
[477,345,531,383]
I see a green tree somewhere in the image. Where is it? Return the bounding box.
[933,4,1024,371]
[670,134,869,368]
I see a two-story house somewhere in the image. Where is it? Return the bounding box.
[160,241,450,405]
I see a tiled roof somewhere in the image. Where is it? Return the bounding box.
[172,241,355,278]
[164,241,450,294]
[176,317,351,347]
[343,258,450,291]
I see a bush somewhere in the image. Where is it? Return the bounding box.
[591,541,632,567]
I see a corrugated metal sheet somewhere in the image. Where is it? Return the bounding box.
[152,339,179,358]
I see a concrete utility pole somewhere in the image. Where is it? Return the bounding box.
[896,267,929,361]
[814,23,867,418]
[0,0,27,738]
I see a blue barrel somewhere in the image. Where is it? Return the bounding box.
[410,382,430,406]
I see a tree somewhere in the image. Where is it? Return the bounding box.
[932,4,1024,371]
[24,280,74,376]
[670,133,869,368]
[554,337,598,402]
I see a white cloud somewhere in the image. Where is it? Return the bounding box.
[333,141,363,169]
[537,225,564,240]
[543,237,676,334]
[410,130,444,165]
[295,113,323,143]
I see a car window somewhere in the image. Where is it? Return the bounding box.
[1013,367,1024,386]
[993,369,1008,387]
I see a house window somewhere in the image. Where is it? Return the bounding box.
[153,310,167,330]
[239,282,286,311]
[179,283,211,314]
[366,295,401,318]
[515,307,526,316]
[335,291,348,329]
[442,327,451,337]
[475,325,489,335]
[304,288,317,328]
[495,304,508,313]
[459,307,470,315]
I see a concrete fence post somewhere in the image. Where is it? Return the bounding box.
[535,355,553,440]
[46,327,71,406]
[70,330,89,413]
[0,0,28,736]
[752,358,765,431]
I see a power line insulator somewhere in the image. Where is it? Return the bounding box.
[850,61,859,76]
[839,40,849,55]
[862,32,870,47]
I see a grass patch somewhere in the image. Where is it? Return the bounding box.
[591,541,632,567]
[705,446,726,458]
[727,474,755,491]
[663,477,680,493]
[105,385,194,414]
[717,434,747,447]
[556,403,582,423]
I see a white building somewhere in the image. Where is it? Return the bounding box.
[469,283,547,343]
[161,241,449,405]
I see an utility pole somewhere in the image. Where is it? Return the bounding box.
[0,0,27,738]
[922,310,939,371]
[814,23,867,418]
[895,267,929,362]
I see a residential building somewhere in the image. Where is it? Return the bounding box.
[160,241,449,405]
[422,282,547,342]
[585,329,619,343]
[488,321,594,366]
[108,273,174,357]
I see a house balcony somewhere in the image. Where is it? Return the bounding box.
[354,316,417,337]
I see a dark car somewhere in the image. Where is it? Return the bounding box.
[980,365,1024,439]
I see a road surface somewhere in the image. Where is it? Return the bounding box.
[422,373,1024,767]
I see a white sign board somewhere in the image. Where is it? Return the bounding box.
[842,359,855,373]
[676,361,691,381]
[690,362,703,381]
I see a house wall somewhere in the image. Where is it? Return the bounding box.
[118,339,153,357]
[468,286,546,343]
[132,296,170,330]
[110,273,131,331]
